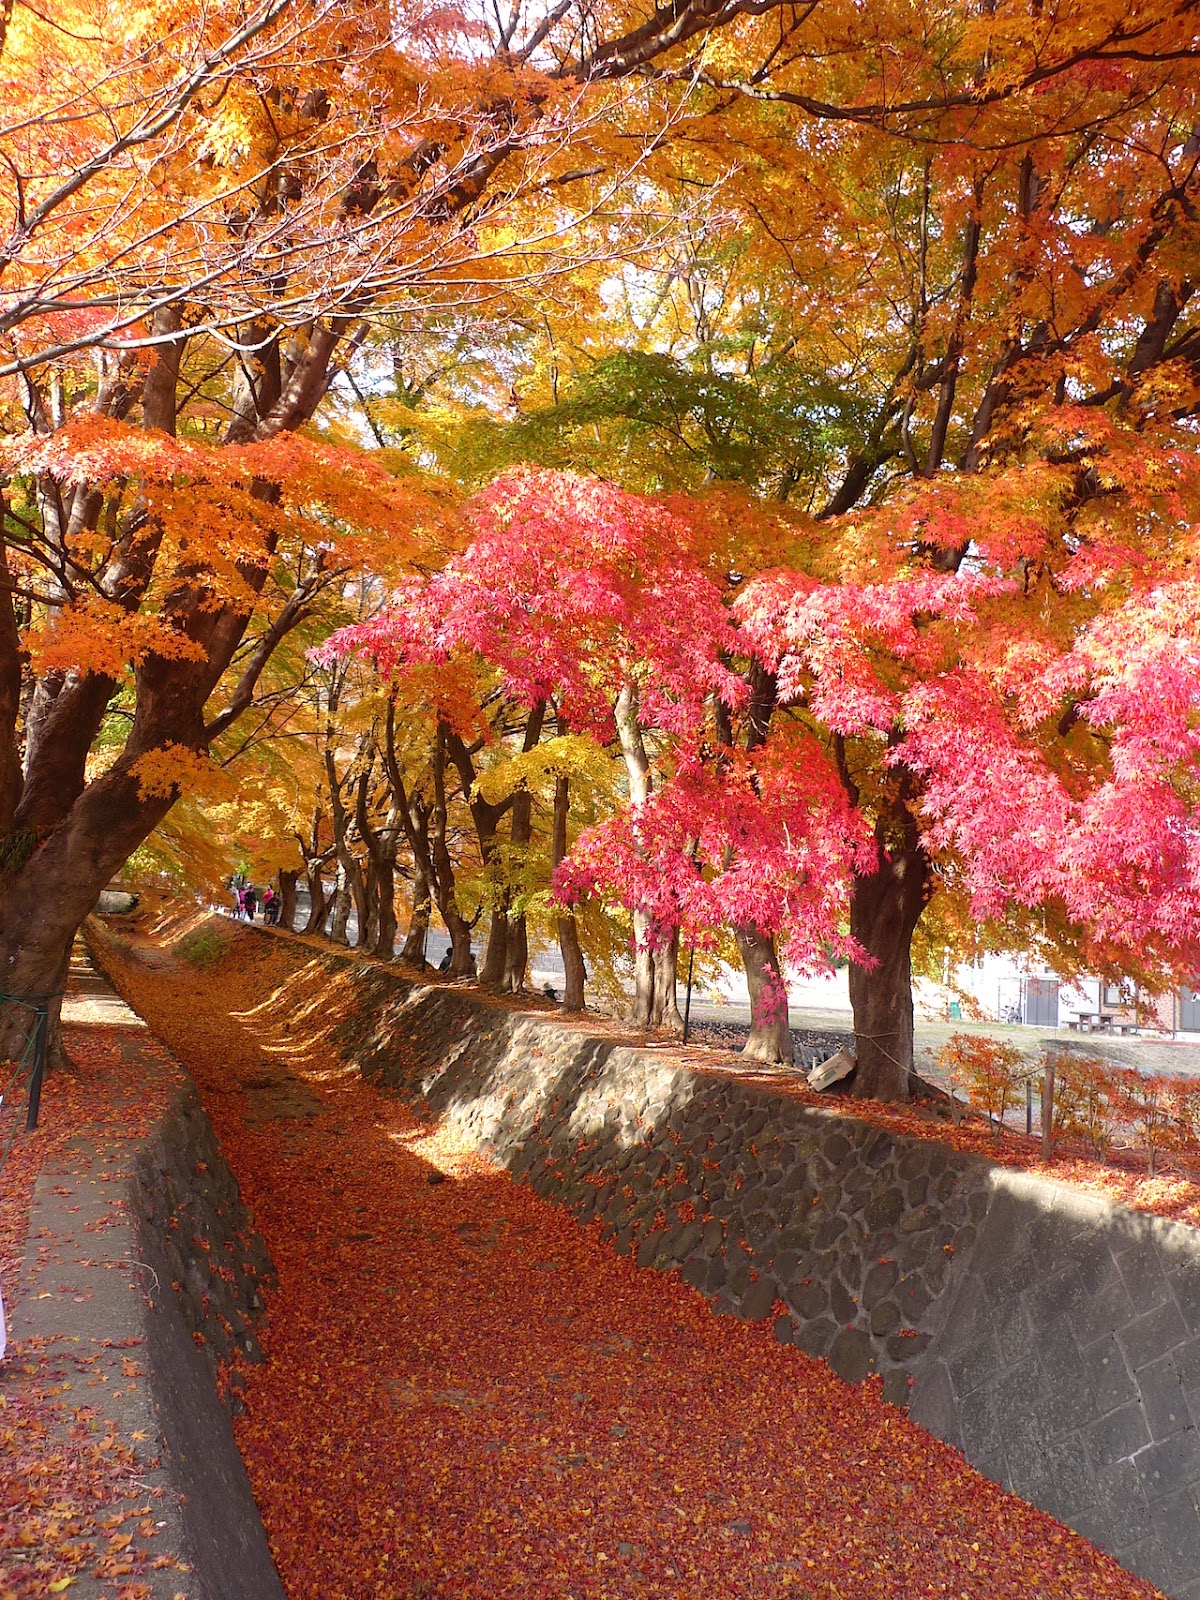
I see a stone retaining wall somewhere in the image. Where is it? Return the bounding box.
[243,931,1200,1600]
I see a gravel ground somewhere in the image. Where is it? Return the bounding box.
[682,1004,1200,1103]
[687,1017,854,1074]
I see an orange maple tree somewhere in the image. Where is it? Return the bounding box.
[0,0,836,1043]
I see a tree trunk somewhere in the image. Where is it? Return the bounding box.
[557,916,586,1012]
[500,701,545,994]
[848,845,929,1101]
[370,857,397,957]
[502,918,529,994]
[431,723,474,976]
[278,869,298,931]
[41,992,70,1077]
[443,724,510,987]
[329,865,352,945]
[552,770,585,1012]
[0,753,179,1059]
[363,855,381,950]
[480,909,509,987]
[353,755,401,959]
[469,703,545,991]
[629,923,682,1032]
[0,522,24,833]
[33,949,71,1078]
[615,683,662,1029]
[649,933,683,1034]
[303,869,328,934]
[380,709,472,975]
[400,865,431,965]
[630,907,656,1028]
[348,856,369,947]
[736,927,794,1065]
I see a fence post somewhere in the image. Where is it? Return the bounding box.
[1041,1056,1056,1160]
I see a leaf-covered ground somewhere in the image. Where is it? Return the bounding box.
[89,917,1164,1600]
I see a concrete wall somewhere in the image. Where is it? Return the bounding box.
[271,942,1200,1600]
[131,1084,284,1600]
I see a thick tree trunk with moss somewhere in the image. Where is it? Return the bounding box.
[736,927,794,1065]
[848,843,930,1102]
[303,869,329,934]
[400,865,431,965]
[649,934,683,1034]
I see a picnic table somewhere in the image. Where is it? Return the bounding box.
[1067,1011,1139,1036]
[1068,1010,1107,1033]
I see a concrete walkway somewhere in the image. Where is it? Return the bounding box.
[3,948,200,1600]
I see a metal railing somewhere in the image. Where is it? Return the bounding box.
[0,993,56,1176]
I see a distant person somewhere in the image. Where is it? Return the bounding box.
[243,886,258,922]
[437,948,452,973]
[262,886,278,925]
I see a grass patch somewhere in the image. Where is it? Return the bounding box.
[177,926,230,971]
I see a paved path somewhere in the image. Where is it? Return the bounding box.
[1,946,198,1600]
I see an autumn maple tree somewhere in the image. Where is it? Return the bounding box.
[5,0,1200,1104]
